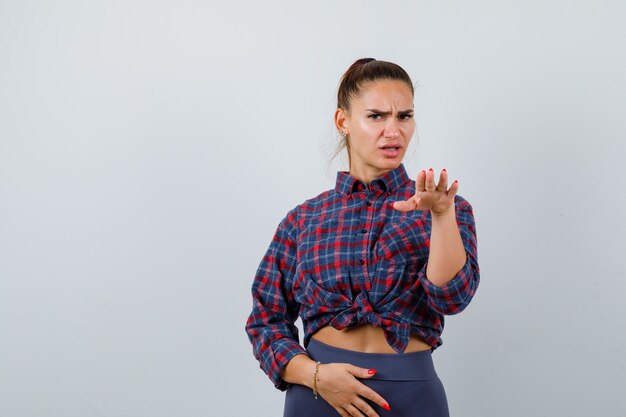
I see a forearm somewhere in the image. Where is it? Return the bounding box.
[280,352,317,388]
[426,208,467,287]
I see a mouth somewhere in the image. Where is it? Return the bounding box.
[378,145,402,157]
[378,143,402,151]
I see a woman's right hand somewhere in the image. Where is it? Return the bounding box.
[315,362,391,417]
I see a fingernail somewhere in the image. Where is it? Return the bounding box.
[382,403,391,411]
[429,167,433,172]
[442,168,447,172]
[421,170,426,175]
[389,202,395,209]
[454,180,458,184]
[368,369,377,375]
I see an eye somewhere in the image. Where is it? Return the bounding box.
[368,114,382,120]
[399,114,414,120]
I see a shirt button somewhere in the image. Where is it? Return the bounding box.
[358,259,365,265]
[365,201,372,206]
[360,229,367,234]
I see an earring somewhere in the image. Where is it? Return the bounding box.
[340,130,347,141]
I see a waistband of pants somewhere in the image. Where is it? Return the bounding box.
[305,337,438,381]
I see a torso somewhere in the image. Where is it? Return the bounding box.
[311,324,432,353]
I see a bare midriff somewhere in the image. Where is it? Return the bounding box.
[311,324,432,353]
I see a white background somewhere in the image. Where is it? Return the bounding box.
[1,1,625,416]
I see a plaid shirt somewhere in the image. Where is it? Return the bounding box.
[245,163,480,391]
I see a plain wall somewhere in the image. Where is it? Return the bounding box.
[1,1,625,416]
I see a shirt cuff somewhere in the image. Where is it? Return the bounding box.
[418,250,477,315]
[262,337,310,391]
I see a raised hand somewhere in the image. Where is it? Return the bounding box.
[392,168,458,214]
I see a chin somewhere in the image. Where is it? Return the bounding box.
[379,159,403,168]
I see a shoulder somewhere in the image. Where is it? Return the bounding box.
[278,188,337,230]
[292,188,339,217]
[302,188,337,209]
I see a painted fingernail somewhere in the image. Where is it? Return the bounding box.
[421,170,426,175]
[382,403,391,411]
[454,180,459,184]
[442,168,447,172]
[429,167,433,172]
[368,369,377,375]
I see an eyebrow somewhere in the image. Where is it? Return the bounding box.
[366,109,414,116]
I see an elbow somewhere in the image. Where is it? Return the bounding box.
[432,286,477,315]
[422,258,480,316]
[444,267,480,315]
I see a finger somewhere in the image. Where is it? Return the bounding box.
[425,168,436,192]
[344,404,367,417]
[390,197,417,212]
[349,365,378,379]
[337,408,352,417]
[356,384,390,414]
[436,168,448,192]
[449,179,459,198]
[353,397,381,417]
[416,169,426,192]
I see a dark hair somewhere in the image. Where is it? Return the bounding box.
[331,58,415,166]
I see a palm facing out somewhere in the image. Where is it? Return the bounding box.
[392,168,458,214]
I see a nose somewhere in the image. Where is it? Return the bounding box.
[383,118,401,138]
[383,117,400,138]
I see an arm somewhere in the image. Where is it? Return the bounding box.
[392,168,480,315]
[426,198,468,286]
[244,209,309,391]
[251,212,392,415]
[418,196,480,315]
[245,210,391,416]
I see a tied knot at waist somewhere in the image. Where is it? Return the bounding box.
[325,293,418,353]
[294,278,424,353]
[348,292,377,325]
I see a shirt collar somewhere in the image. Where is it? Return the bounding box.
[335,163,411,196]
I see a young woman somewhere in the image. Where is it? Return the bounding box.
[245,58,480,417]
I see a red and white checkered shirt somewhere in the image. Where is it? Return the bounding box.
[245,163,480,391]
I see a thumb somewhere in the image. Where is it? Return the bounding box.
[350,365,377,378]
[391,197,417,212]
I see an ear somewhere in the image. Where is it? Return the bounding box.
[334,107,350,132]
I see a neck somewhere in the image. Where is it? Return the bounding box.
[349,162,391,185]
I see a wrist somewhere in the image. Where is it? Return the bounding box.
[430,207,455,217]
[312,361,322,399]
[281,353,318,388]
[300,357,319,389]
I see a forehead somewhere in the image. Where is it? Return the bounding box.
[353,79,413,109]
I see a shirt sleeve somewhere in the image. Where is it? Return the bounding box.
[244,208,309,391]
[417,195,480,315]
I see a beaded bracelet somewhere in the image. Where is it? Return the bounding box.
[312,361,322,399]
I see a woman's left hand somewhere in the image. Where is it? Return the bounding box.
[392,168,458,214]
